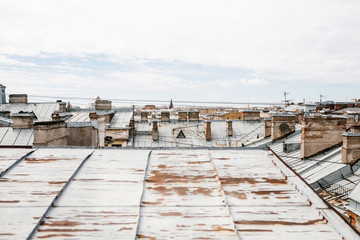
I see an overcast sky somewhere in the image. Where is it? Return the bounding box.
[0,0,359,106]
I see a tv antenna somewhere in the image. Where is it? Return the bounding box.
[283,92,290,108]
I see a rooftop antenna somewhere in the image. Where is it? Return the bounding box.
[283,92,290,108]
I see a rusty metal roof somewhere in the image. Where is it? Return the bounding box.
[0,148,357,239]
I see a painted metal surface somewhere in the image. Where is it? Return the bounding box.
[0,148,34,176]
[0,148,93,239]
[0,148,355,239]
[133,120,264,148]
[0,102,60,121]
[0,128,33,146]
[109,111,133,129]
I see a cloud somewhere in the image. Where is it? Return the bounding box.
[0,0,359,85]
[207,79,270,88]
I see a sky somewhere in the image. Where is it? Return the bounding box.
[0,0,359,106]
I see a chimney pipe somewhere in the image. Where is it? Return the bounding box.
[152,120,159,141]
[161,111,170,122]
[9,94,28,104]
[342,132,360,165]
[178,111,188,121]
[11,112,35,129]
[129,118,135,137]
[226,120,233,136]
[141,111,148,122]
[95,99,112,110]
[188,111,199,121]
[205,121,211,141]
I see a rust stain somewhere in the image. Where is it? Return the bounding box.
[187,161,208,164]
[195,226,234,232]
[0,200,20,203]
[25,157,76,163]
[38,228,100,232]
[214,158,230,160]
[38,234,75,238]
[225,191,247,199]
[40,220,81,227]
[48,181,67,185]
[193,187,212,196]
[220,177,287,185]
[137,234,156,239]
[0,233,14,236]
[173,187,188,196]
[118,227,133,231]
[158,164,167,169]
[159,212,182,216]
[252,190,288,195]
[176,224,189,227]
[31,191,59,195]
[235,218,325,226]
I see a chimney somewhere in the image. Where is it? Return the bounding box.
[178,111,188,121]
[342,132,360,165]
[263,118,272,138]
[161,111,170,122]
[33,121,67,146]
[141,111,148,122]
[9,94,28,104]
[188,111,199,121]
[97,116,106,148]
[0,84,6,104]
[59,102,67,112]
[301,115,347,158]
[11,112,35,129]
[129,118,135,137]
[226,120,233,136]
[51,111,61,121]
[271,114,296,141]
[205,121,211,141]
[152,120,159,141]
[95,99,112,110]
[242,110,260,121]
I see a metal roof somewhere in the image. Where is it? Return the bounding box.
[0,102,60,121]
[0,148,357,239]
[109,111,133,129]
[0,127,33,146]
[132,120,264,148]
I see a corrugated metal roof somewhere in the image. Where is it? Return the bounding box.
[0,148,356,239]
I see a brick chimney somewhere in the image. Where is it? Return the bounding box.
[178,111,187,121]
[271,114,296,141]
[11,112,35,129]
[152,120,159,141]
[350,125,360,133]
[226,120,233,136]
[95,99,112,110]
[161,111,170,122]
[205,121,211,141]
[342,132,360,165]
[264,118,271,138]
[33,121,67,146]
[59,102,67,112]
[188,111,199,121]
[9,94,28,104]
[141,111,148,122]
[51,111,62,121]
[301,115,347,158]
[241,110,260,121]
